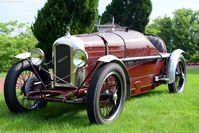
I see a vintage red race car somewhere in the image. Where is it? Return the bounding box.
[4,22,186,124]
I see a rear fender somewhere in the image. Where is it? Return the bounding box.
[167,49,185,84]
[98,55,131,98]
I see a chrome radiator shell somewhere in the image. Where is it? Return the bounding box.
[52,35,86,87]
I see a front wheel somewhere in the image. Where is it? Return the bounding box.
[4,60,50,113]
[86,63,127,124]
[168,55,186,93]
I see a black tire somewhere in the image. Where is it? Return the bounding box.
[86,63,127,124]
[4,60,51,113]
[168,55,186,93]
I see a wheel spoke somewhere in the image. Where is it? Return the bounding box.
[15,70,41,109]
[176,64,181,76]
[181,72,185,80]
[173,60,186,92]
[21,74,26,83]
[179,63,185,80]
[99,72,122,119]
[113,90,118,105]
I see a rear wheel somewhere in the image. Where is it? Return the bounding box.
[168,55,186,93]
[4,60,50,113]
[86,63,127,124]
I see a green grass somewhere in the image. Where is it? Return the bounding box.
[0,72,6,77]
[0,69,199,132]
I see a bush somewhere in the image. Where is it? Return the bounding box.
[0,21,37,72]
[189,52,199,62]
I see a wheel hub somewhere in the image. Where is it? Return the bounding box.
[113,91,118,105]
[24,77,37,95]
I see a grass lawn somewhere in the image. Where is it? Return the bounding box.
[0,72,6,77]
[0,69,198,132]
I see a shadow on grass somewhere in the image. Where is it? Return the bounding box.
[0,85,172,130]
[127,87,169,101]
[0,98,91,129]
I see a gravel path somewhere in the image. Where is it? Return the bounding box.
[0,77,4,92]
[187,65,199,69]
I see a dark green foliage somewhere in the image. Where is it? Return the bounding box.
[145,16,173,51]
[0,21,37,72]
[190,52,199,62]
[32,0,99,62]
[101,0,152,33]
[146,8,199,60]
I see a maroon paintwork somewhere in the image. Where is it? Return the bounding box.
[77,29,166,97]
[27,27,167,103]
[3,22,186,125]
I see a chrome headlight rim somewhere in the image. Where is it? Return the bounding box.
[73,49,88,68]
[30,48,45,66]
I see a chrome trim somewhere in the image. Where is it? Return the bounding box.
[30,48,45,66]
[52,35,87,87]
[97,17,115,32]
[73,49,88,68]
[120,53,170,62]
[98,55,121,63]
[53,44,72,87]
[167,49,185,84]
[160,53,170,58]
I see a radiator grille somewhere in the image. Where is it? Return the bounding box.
[55,45,70,84]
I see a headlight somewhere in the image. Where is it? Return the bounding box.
[30,48,44,66]
[73,49,87,68]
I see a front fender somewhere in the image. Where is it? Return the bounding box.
[98,55,121,63]
[167,49,185,84]
[15,52,30,59]
[98,55,131,98]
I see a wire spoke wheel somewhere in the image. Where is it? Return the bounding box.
[16,70,40,110]
[4,60,49,113]
[168,55,186,93]
[87,63,127,124]
[99,72,122,119]
[175,62,185,91]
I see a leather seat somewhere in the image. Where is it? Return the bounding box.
[145,35,165,53]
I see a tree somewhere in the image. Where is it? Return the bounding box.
[32,0,99,61]
[172,9,199,59]
[101,0,152,33]
[146,8,199,60]
[146,16,173,48]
